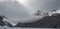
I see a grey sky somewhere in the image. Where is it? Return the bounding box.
[28,0,60,12]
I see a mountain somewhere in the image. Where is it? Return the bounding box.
[15,13,60,28]
[0,10,60,28]
[0,16,5,26]
[0,16,13,27]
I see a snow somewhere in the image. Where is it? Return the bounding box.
[0,26,53,29]
[48,10,60,16]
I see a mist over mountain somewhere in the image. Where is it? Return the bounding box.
[0,0,60,28]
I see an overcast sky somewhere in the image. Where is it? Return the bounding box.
[0,0,60,25]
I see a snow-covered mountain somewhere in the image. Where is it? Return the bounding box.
[2,10,60,27]
[48,10,60,16]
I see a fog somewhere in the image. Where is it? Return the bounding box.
[0,0,60,26]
